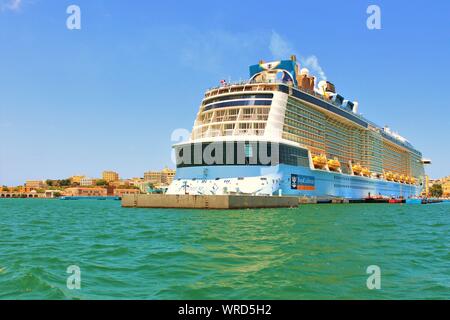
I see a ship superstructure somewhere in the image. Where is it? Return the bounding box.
[167,56,425,198]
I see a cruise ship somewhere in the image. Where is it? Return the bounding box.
[167,55,426,198]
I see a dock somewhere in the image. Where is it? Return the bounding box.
[122,194,298,209]
[121,194,444,209]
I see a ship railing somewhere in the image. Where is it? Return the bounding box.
[193,129,265,139]
[206,79,290,92]
[207,79,348,109]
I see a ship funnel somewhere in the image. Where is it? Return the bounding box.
[297,69,315,92]
[352,101,359,113]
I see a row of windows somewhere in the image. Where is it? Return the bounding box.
[284,100,370,167]
[380,131,421,156]
[202,93,274,106]
[286,102,325,126]
[198,107,270,125]
[203,99,272,112]
[285,119,323,136]
[283,86,423,177]
[282,132,326,150]
[283,98,410,175]
[283,125,324,143]
[192,122,267,138]
[291,89,368,128]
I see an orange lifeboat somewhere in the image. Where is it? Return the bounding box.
[410,177,417,185]
[352,163,363,175]
[362,167,371,177]
[399,175,405,183]
[313,154,327,169]
[393,174,400,182]
[327,158,341,172]
[404,176,410,184]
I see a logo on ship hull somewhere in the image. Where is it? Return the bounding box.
[291,174,315,190]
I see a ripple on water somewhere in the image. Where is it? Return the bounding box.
[0,268,68,299]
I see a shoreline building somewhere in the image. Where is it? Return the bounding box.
[80,177,95,187]
[25,180,46,191]
[102,171,119,183]
[70,175,86,184]
[443,177,450,197]
[113,188,140,197]
[144,168,176,188]
[64,187,107,197]
[430,175,450,197]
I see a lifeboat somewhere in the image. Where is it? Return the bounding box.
[327,158,341,172]
[410,177,417,185]
[404,176,410,184]
[361,167,371,177]
[313,154,327,169]
[393,174,400,182]
[399,175,405,183]
[385,171,394,181]
[352,163,363,175]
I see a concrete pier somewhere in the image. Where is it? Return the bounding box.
[122,194,299,209]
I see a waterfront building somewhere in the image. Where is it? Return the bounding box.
[110,178,143,188]
[441,176,450,197]
[25,180,46,190]
[128,178,144,186]
[64,187,107,197]
[161,168,176,185]
[80,177,95,187]
[70,175,86,184]
[108,180,124,188]
[44,190,61,198]
[144,171,162,184]
[131,181,152,193]
[144,168,176,186]
[102,171,119,183]
[113,188,140,197]
[0,191,40,198]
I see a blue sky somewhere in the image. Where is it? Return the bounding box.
[0,0,449,185]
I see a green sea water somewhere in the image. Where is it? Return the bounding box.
[0,198,449,300]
